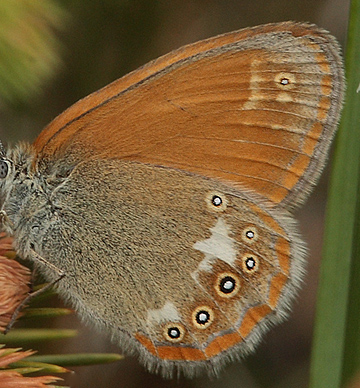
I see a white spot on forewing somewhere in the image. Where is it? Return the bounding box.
[192,217,237,278]
[357,82,360,93]
[147,301,181,325]
[243,60,263,111]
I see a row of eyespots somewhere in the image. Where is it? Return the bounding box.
[163,193,261,343]
[163,272,236,342]
[163,305,215,343]
[209,193,260,271]
[163,259,260,343]
[209,193,260,273]
[208,192,259,243]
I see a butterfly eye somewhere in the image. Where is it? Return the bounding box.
[0,159,10,179]
[192,306,214,329]
[163,323,185,343]
[216,272,241,298]
[242,254,259,273]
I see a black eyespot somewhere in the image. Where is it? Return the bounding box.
[196,310,210,325]
[163,323,185,343]
[242,254,259,273]
[212,195,222,207]
[168,327,181,339]
[192,306,214,329]
[245,257,255,270]
[275,73,295,89]
[246,230,255,239]
[219,275,236,294]
[242,227,258,243]
[216,273,241,298]
[206,192,227,211]
[0,160,9,179]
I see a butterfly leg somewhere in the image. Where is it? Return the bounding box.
[4,249,65,334]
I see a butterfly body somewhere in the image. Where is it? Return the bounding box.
[0,22,344,377]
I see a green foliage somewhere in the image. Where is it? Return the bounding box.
[310,0,360,386]
[0,0,66,104]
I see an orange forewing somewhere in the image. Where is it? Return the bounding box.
[33,22,343,207]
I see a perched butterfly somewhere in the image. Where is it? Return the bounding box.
[0,22,344,377]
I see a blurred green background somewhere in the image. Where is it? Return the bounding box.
[0,0,350,387]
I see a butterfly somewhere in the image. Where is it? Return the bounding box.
[0,22,344,377]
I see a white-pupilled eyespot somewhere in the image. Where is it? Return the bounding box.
[192,306,214,329]
[212,195,222,207]
[163,322,185,343]
[205,191,227,212]
[216,272,241,298]
[241,254,259,273]
[275,72,296,89]
[242,227,258,243]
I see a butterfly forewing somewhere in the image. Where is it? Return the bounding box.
[33,22,344,209]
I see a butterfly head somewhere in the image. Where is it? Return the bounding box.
[0,143,37,234]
